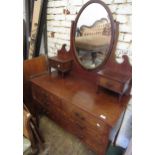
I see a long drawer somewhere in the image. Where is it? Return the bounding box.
[61,99,110,135]
[48,105,109,155]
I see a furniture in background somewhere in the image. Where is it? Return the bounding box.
[25,0,132,155]
[75,18,111,65]
[23,104,44,154]
[23,55,49,116]
[23,106,33,154]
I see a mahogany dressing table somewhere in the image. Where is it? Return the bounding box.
[31,72,130,155]
[29,0,132,154]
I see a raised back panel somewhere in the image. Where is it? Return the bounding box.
[23,55,49,111]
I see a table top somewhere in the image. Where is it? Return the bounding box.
[30,72,131,127]
[98,68,131,83]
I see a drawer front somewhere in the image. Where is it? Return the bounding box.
[49,105,108,148]
[49,105,72,130]
[48,93,61,108]
[59,100,110,145]
[62,61,72,70]
[32,87,109,155]
[49,59,72,71]
[47,100,107,139]
[65,103,109,135]
[98,76,123,93]
[49,59,62,69]
[66,115,109,155]
[69,118,108,145]
[32,84,48,106]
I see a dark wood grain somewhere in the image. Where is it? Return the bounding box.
[30,73,130,155]
[23,55,49,114]
[24,1,132,155]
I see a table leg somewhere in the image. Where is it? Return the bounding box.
[91,52,97,64]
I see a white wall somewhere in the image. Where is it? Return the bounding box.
[76,3,109,28]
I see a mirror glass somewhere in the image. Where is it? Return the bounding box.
[75,3,112,69]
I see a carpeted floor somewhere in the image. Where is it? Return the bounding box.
[38,116,97,155]
[24,115,124,155]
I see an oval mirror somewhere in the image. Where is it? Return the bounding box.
[74,1,114,70]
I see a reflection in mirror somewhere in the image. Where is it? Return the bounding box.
[75,3,112,69]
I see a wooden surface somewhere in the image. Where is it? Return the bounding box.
[23,106,36,150]
[23,105,44,150]
[48,45,73,77]
[97,68,131,100]
[31,73,130,127]
[25,1,131,155]
[48,57,73,78]
[23,109,31,139]
[23,55,49,114]
[24,55,48,80]
[30,73,130,155]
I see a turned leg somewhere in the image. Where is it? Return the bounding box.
[91,52,97,64]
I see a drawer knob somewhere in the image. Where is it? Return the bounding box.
[57,64,60,68]
[75,112,80,117]
[76,123,85,130]
[100,114,106,120]
[97,123,100,127]
[105,82,113,88]
[81,116,85,121]
[79,135,84,139]
[75,112,85,120]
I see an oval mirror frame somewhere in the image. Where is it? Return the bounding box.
[73,0,115,70]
